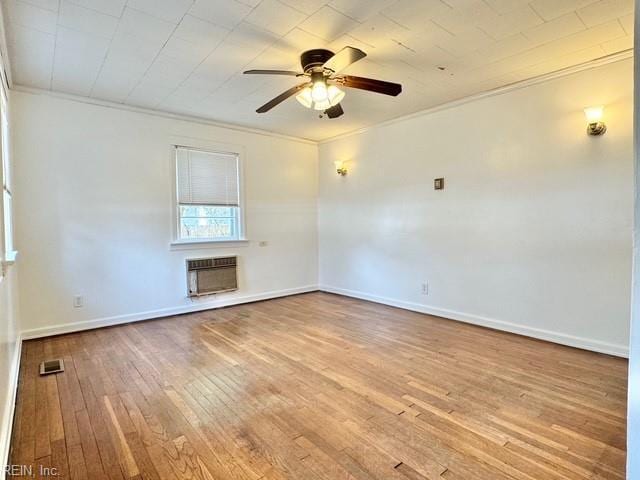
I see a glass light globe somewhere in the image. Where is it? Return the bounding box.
[295,87,313,108]
[312,98,331,111]
[311,81,328,102]
[296,84,346,111]
[584,106,604,123]
[327,85,345,106]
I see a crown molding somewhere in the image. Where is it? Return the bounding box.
[318,49,633,144]
[11,85,319,145]
[10,49,632,146]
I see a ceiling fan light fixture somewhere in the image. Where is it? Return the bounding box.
[295,87,313,108]
[313,98,332,111]
[327,85,345,105]
[296,84,345,111]
[311,80,328,102]
[296,86,329,110]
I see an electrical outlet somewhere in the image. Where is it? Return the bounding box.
[73,295,83,308]
[421,282,429,295]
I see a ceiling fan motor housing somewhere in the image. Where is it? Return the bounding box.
[301,49,335,72]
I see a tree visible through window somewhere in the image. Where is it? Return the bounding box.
[175,147,241,242]
[179,205,237,239]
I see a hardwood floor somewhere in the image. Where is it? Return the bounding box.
[9,292,627,479]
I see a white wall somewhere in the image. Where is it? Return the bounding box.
[8,59,634,352]
[12,90,318,337]
[0,263,19,469]
[0,8,21,470]
[0,88,20,471]
[319,59,633,356]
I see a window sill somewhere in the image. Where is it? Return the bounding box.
[170,239,249,250]
[1,250,18,276]
[3,250,18,265]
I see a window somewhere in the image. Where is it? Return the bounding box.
[175,146,243,242]
[0,65,14,264]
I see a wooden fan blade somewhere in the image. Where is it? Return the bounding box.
[340,75,402,96]
[325,103,344,119]
[323,46,366,74]
[244,69,303,76]
[256,82,309,113]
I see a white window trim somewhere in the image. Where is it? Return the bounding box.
[169,136,248,249]
[0,54,16,274]
[169,239,249,250]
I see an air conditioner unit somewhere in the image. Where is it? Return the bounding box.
[186,256,238,297]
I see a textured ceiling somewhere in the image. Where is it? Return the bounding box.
[1,0,634,141]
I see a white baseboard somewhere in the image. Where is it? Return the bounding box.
[1,334,22,477]
[320,285,629,358]
[19,281,630,352]
[21,286,318,340]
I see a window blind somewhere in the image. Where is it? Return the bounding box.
[176,147,239,207]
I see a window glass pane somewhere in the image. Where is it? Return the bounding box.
[180,205,236,218]
[3,190,12,253]
[1,88,8,190]
[178,205,239,240]
[0,82,12,257]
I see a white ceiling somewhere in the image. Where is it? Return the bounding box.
[1,0,634,141]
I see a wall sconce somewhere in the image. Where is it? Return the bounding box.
[334,160,347,176]
[584,106,606,136]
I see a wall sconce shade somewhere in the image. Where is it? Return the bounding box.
[584,106,606,136]
[334,161,347,176]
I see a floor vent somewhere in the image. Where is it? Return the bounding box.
[39,359,64,376]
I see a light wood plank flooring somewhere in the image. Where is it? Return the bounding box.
[9,292,627,479]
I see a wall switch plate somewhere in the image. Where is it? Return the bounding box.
[434,178,444,190]
[73,295,83,308]
[421,282,429,295]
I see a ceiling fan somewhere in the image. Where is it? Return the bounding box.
[243,46,402,119]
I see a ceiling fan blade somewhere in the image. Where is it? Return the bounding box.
[323,46,366,74]
[325,103,344,119]
[256,82,309,113]
[339,75,402,96]
[244,69,303,76]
